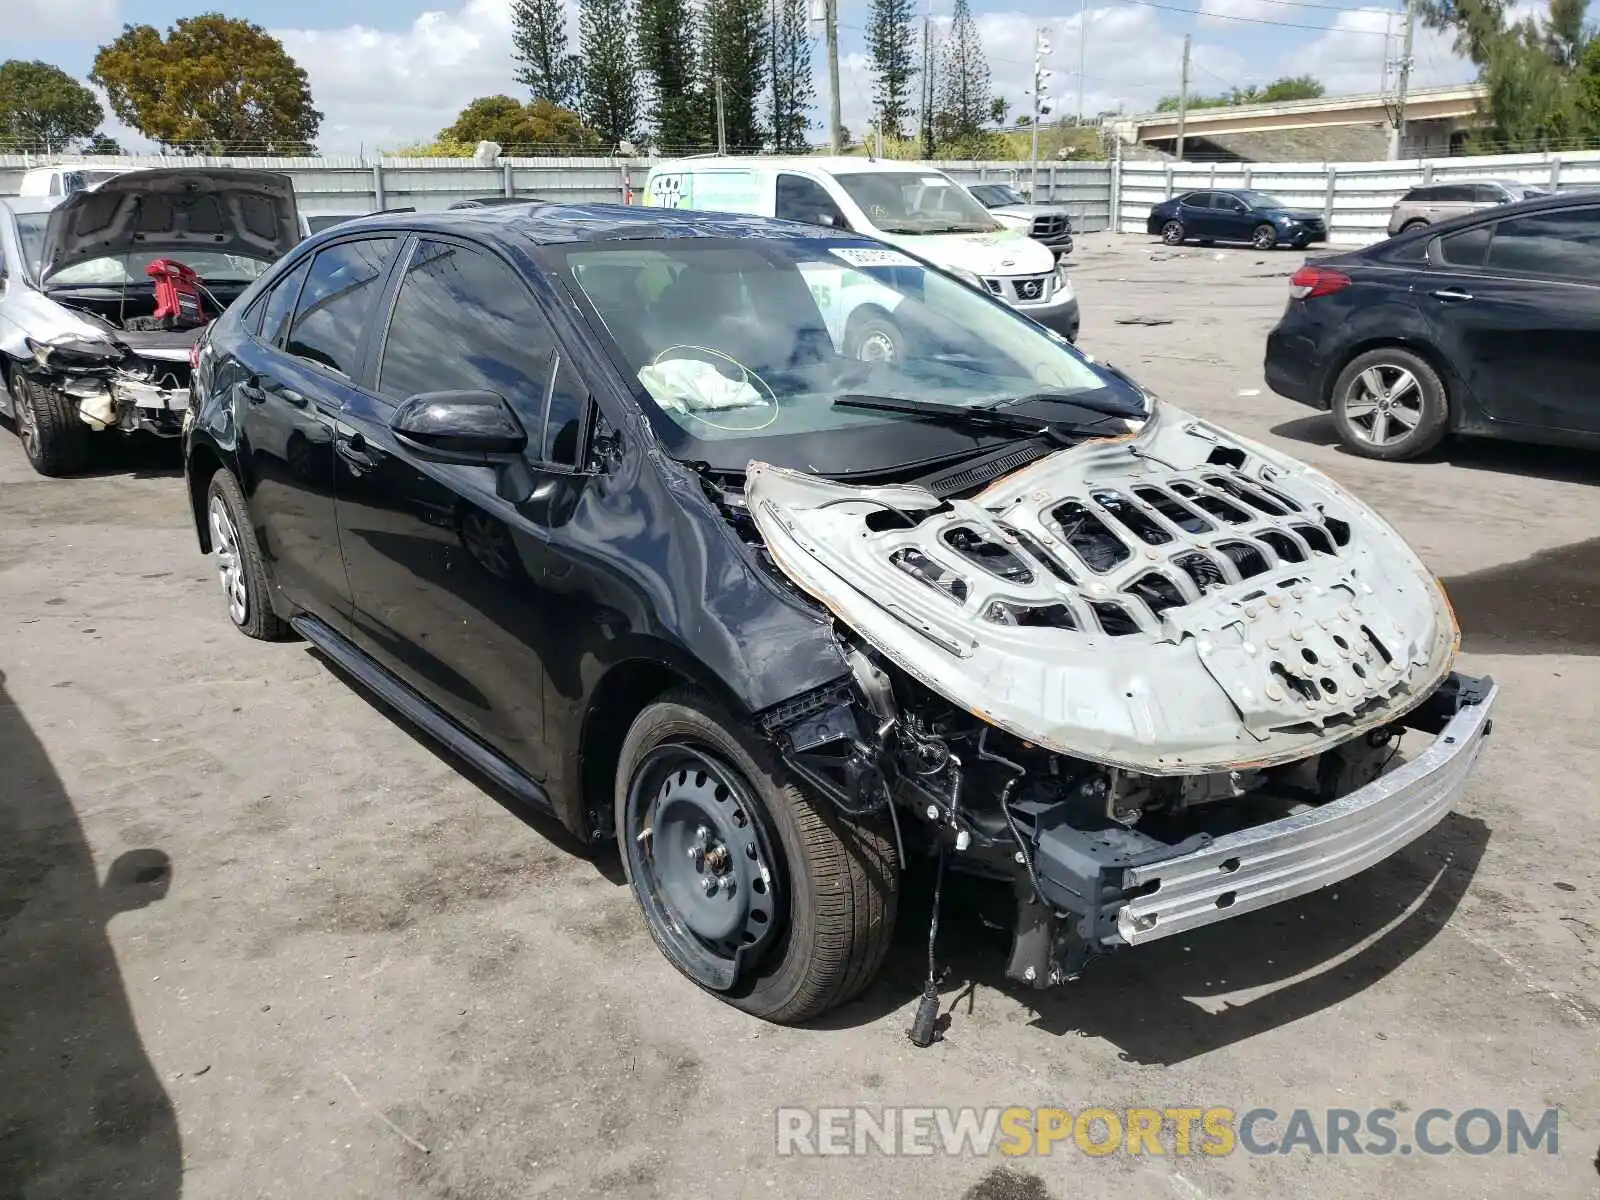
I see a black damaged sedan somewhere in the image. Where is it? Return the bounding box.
[185,204,1495,1028]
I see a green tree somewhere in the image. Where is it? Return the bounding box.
[638,0,707,149]
[438,94,602,153]
[769,0,814,152]
[512,0,578,108]
[866,0,918,139]
[702,0,768,150]
[934,0,995,155]
[1156,74,1324,111]
[1418,0,1598,147]
[83,132,125,154]
[0,60,104,152]
[579,0,642,146]
[91,14,320,153]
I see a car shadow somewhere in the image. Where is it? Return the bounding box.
[0,669,182,1195]
[306,648,627,886]
[1441,537,1600,655]
[816,811,1489,1065]
[1269,414,1600,486]
[78,433,187,480]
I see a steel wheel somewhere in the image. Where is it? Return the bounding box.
[622,743,786,991]
[209,494,249,626]
[1341,364,1425,448]
[856,330,898,362]
[1161,220,1185,245]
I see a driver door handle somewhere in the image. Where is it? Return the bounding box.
[1431,288,1473,302]
[334,429,379,471]
[239,375,266,404]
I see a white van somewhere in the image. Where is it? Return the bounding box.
[17,164,141,199]
[642,157,1079,342]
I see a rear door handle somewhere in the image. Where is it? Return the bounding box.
[1431,288,1473,302]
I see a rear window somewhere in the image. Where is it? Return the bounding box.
[1437,224,1491,267]
[1485,206,1600,279]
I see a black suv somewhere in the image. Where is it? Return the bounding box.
[185,203,1491,1029]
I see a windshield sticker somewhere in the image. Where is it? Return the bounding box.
[830,246,918,268]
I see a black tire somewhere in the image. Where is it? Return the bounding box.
[1330,347,1449,461]
[616,688,898,1024]
[1251,223,1279,251]
[13,375,88,476]
[1291,232,1311,249]
[204,469,291,640]
[1160,220,1185,245]
[843,311,907,363]
[1400,219,1430,234]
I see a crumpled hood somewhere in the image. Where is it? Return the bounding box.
[872,228,1056,276]
[40,168,299,284]
[746,402,1457,774]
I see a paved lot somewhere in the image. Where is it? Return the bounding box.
[2,234,1597,1200]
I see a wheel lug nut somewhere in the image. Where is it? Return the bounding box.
[702,876,719,897]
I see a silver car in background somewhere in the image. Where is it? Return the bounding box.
[1387,179,1549,235]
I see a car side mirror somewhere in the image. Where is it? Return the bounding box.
[390,390,528,463]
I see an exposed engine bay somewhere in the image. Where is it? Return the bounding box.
[19,259,235,437]
[737,401,1496,1012]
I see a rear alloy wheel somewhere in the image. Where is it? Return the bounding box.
[1252,223,1280,251]
[206,469,291,640]
[1401,219,1430,234]
[616,689,898,1024]
[1331,347,1449,461]
[1161,220,1186,245]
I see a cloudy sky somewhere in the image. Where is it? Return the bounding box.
[6,0,1478,152]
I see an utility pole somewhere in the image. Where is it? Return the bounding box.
[1175,33,1191,161]
[1076,0,1088,126]
[826,0,843,152]
[1390,0,1415,160]
[715,75,728,154]
[771,0,782,152]
[1031,27,1051,197]
[920,5,934,158]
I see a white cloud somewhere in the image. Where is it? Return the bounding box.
[274,0,578,151]
[6,0,119,40]
[1295,7,1473,97]
[1198,0,1297,27]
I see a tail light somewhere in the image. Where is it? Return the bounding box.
[1289,265,1351,300]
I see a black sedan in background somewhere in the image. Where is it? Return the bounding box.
[1265,191,1600,460]
[1147,189,1327,250]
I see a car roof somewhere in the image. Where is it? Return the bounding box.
[310,201,866,247]
[0,196,61,215]
[650,155,949,176]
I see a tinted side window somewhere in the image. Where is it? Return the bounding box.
[258,258,311,344]
[1471,184,1509,204]
[1485,207,1600,280]
[1438,224,1491,267]
[1181,192,1212,208]
[1403,186,1437,202]
[286,238,397,376]
[1218,194,1247,212]
[776,175,846,228]
[378,239,585,465]
[1432,185,1474,203]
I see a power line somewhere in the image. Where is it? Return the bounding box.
[1116,0,1392,35]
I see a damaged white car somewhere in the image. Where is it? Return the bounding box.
[0,168,298,475]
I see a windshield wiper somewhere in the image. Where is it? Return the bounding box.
[833,394,1116,445]
[992,388,1150,420]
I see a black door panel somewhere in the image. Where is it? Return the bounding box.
[1420,208,1600,436]
[337,237,587,776]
